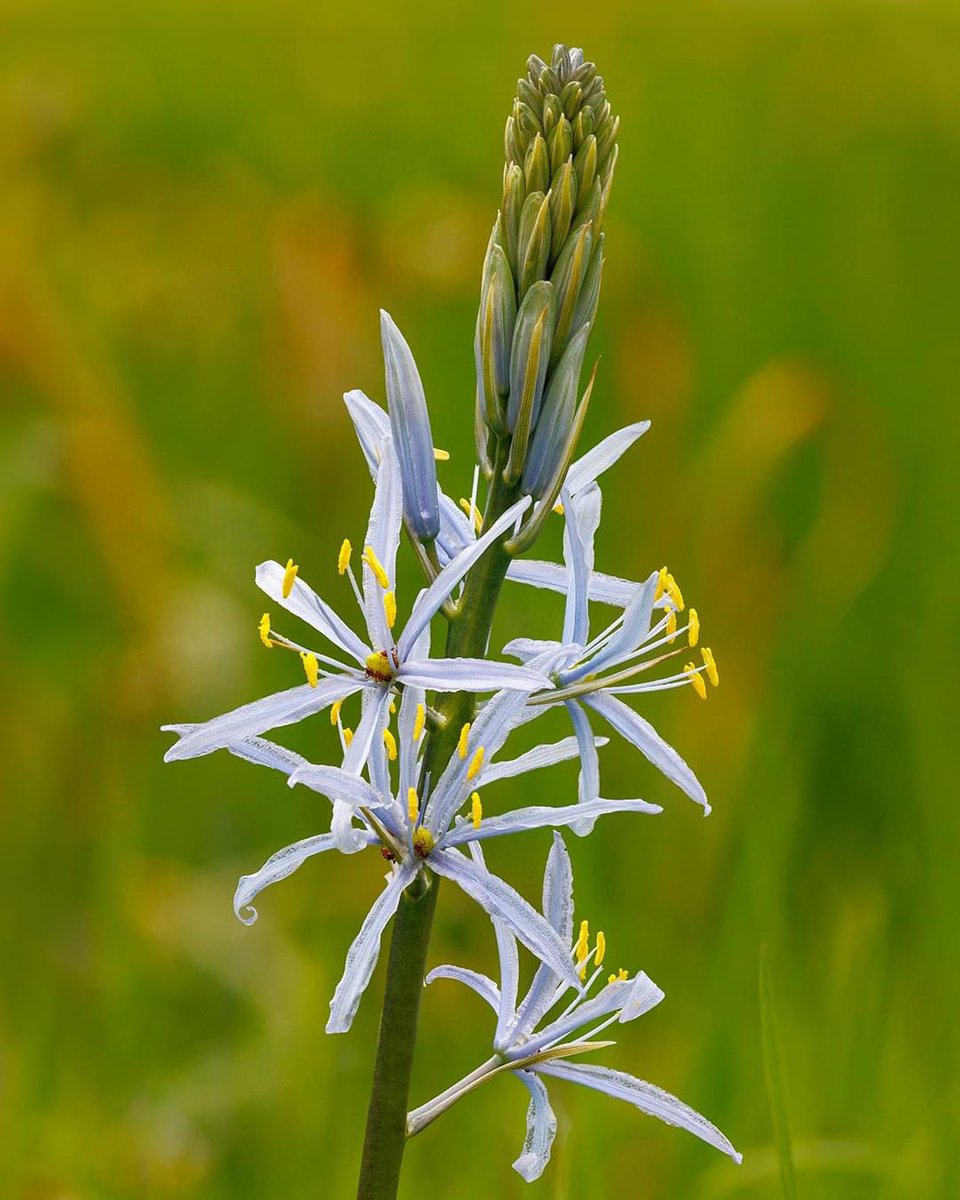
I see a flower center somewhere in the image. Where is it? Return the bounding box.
[364,649,396,682]
[412,828,434,859]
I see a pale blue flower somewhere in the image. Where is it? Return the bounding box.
[504,483,715,822]
[342,387,649,587]
[163,438,546,771]
[411,834,741,1180]
[232,654,661,1034]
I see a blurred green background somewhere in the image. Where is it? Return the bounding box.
[2,1,958,1196]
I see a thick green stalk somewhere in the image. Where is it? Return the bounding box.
[355,442,518,1200]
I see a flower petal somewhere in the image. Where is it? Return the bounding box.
[478,736,608,787]
[511,1070,558,1182]
[326,862,418,1034]
[343,389,391,479]
[584,693,710,813]
[430,849,579,988]
[234,832,369,926]
[256,560,370,664]
[361,437,404,650]
[506,559,640,608]
[287,762,385,810]
[467,841,519,1047]
[399,657,552,693]
[565,698,601,836]
[561,484,601,648]
[162,678,363,762]
[565,421,651,495]
[524,973,661,1055]
[441,797,660,848]
[424,964,501,1013]
[380,310,440,542]
[397,496,532,659]
[533,1061,742,1163]
[508,832,576,1045]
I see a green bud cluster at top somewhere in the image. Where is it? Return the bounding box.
[475,44,618,518]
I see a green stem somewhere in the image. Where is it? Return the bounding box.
[355,442,519,1200]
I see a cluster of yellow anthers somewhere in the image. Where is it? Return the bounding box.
[574,918,626,984]
[653,564,720,702]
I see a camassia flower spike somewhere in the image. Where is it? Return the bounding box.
[162,437,550,769]
[503,482,718,825]
[232,651,662,1033]
[410,834,741,1180]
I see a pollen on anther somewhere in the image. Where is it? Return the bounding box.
[595,931,606,967]
[684,662,707,700]
[575,919,590,962]
[654,566,668,602]
[259,612,273,648]
[433,447,450,461]
[457,722,471,760]
[407,787,419,823]
[665,609,677,643]
[282,558,299,598]
[383,728,398,762]
[688,608,700,647]
[666,572,685,611]
[384,590,397,629]
[300,651,319,688]
[338,539,352,575]
[329,699,343,727]
[363,545,390,589]
[467,746,485,781]
[413,703,426,743]
[702,646,719,687]
[342,727,354,747]
[470,792,482,829]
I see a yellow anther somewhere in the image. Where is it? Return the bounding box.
[654,566,668,601]
[470,792,482,830]
[389,700,397,715]
[412,702,426,743]
[329,699,343,726]
[364,650,394,682]
[337,539,352,575]
[665,572,685,612]
[282,558,299,598]
[579,960,589,982]
[608,973,618,985]
[702,646,719,687]
[383,728,398,762]
[618,968,629,981]
[553,501,565,515]
[384,590,397,630]
[300,651,319,688]
[457,722,472,760]
[363,545,390,589]
[688,608,700,647]
[413,827,434,858]
[433,447,450,461]
[343,727,354,747]
[595,931,606,967]
[259,612,273,648]
[458,498,483,534]
[407,787,419,823]
[467,746,485,781]
[665,608,677,643]
[684,662,707,700]
[575,919,590,962]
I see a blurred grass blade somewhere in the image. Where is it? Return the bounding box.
[760,946,798,1200]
